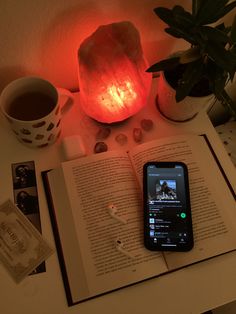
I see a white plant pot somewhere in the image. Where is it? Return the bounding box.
[156,70,215,122]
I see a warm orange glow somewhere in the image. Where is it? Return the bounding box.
[78,22,152,123]
[99,80,137,112]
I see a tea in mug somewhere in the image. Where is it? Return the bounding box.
[7,92,56,121]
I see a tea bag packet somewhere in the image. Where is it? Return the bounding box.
[0,200,53,283]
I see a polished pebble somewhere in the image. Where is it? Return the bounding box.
[140,118,153,131]
[115,133,128,145]
[94,141,108,153]
[96,127,111,140]
[133,128,142,143]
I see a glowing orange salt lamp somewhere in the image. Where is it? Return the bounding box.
[78,21,152,123]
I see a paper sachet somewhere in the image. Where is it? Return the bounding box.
[0,199,53,283]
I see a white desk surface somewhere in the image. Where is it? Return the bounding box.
[0,78,236,314]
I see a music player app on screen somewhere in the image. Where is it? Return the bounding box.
[143,162,193,251]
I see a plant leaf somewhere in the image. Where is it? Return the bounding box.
[205,41,236,72]
[216,23,231,34]
[195,0,229,25]
[229,71,236,82]
[192,0,205,16]
[216,89,236,118]
[172,5,195,28]
[206,61,227,94]
[192,0,198,16]
[146,57,180,73]
[154,6,192,29]
[206,46,236,82]
[205,60,236,116]
[212,2,236,23]
[179,47,201,64]
[230,14,236,44]
[165,27,197,44]
[175,59,205,102]
[154,6,197,45]
[154,7,176,27]
[199,26,231,44]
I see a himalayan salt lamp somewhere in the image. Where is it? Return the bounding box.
[78,21,152,124]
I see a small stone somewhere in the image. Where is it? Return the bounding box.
[94,142,108,153]
[96,127,111,140]
[115,133,128,145]
[133,128,142,143]
[140,119,153,131]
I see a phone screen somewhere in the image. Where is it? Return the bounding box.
[143,162,193,251]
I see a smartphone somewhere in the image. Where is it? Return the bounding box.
[143,162,193,251]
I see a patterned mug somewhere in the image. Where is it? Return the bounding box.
[0,76,74,148]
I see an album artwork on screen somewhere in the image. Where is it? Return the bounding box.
[149,179,177,202]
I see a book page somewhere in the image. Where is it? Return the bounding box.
[46,168,89,303]
[129,134,236,269]
[60,151,167,300]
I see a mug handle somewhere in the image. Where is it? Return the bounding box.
[56,87,74,115]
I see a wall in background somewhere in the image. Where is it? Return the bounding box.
[0,0,234,91]
[0,0,191,91]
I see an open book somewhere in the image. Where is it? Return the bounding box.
[43,134,236,306]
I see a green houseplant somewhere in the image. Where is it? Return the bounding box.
[147,0,236,121]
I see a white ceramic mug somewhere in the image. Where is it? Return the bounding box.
[0,76,74,148]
